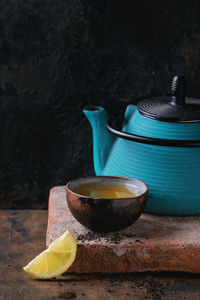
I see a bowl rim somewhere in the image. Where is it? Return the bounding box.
[66,175,148,200]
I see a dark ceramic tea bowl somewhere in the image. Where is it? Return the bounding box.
[66,176,148,233]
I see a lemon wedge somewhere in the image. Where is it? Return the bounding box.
[23,230,77,279]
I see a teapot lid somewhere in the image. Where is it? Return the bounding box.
[137,76,200,122]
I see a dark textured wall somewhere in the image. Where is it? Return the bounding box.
[1,0,200,208]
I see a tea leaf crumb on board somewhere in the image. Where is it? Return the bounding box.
[77,231,121,244]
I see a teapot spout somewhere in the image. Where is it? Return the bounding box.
[83,106,116,175]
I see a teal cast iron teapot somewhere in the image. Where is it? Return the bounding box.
[83,76,200,215]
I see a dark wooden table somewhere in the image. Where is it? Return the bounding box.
[1,210,200,300]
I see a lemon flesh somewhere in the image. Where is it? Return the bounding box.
[23,230,77,279]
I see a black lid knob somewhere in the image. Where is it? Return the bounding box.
[170,75,187,106]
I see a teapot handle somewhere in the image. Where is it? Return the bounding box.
[106,114,200,147]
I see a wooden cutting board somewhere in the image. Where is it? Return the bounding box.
[46,186,200,273]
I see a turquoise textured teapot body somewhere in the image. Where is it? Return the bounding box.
[83,77,200,215]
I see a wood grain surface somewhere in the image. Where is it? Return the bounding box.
[1,210,200,300]
[47,186,200,274]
